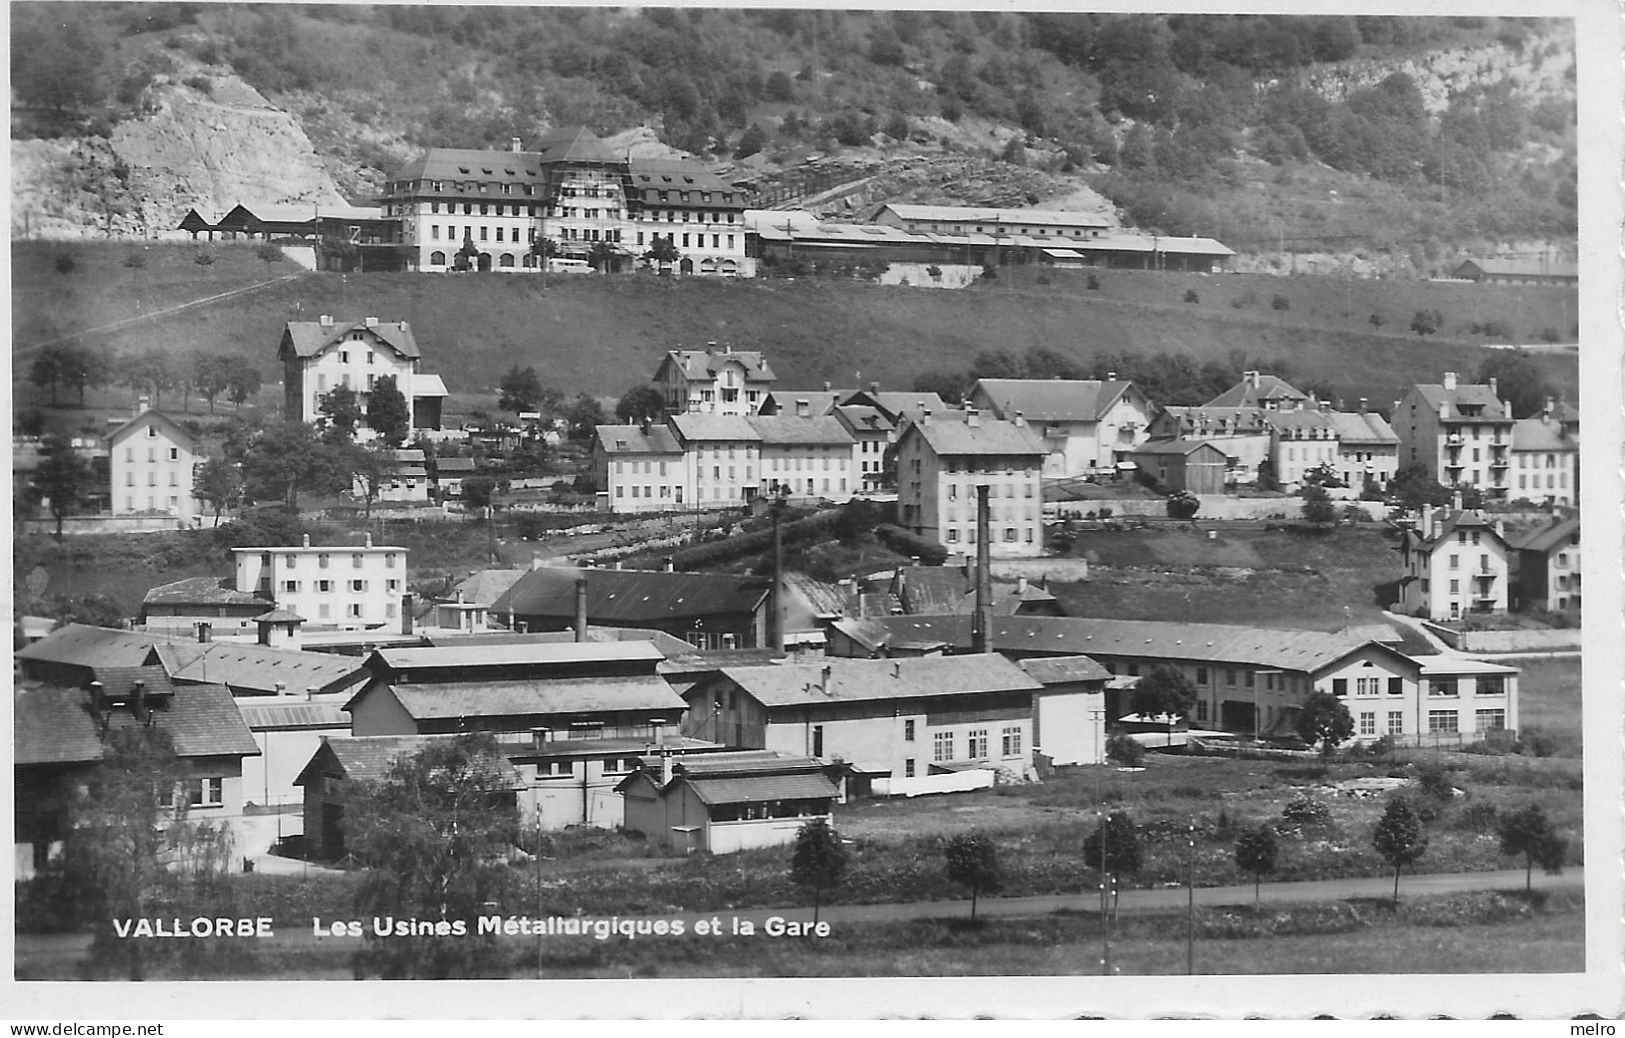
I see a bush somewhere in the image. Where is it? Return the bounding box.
[1183,289,1199,304]
[1166,491,1200,520]
[54,254,75,275]
[873,524,948,566]
[1416,763,1461,801]
[1086,273,1101,290]
[1281,795,1331,828]
[1106,733,1146,767]
[122,252,147,269]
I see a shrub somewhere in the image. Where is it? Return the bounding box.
[1456,802,1500,835]
[874,524,948,566]
[1183,288,1199,304]
[1166,491,1200,520]
[1086,272,1101,290]
[122,252,147,269]
[54,254,75,275]
[1415,763,1461,802]
[1106,733,1146,767]
[1281,795,1331,828]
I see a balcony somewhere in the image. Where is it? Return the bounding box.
[1446,435,1464,447]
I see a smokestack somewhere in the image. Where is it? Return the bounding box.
[364,316,379,328]
[1012,410,1025,427]
[1358,398,1368,414]
[511,136,522,152]
[88,681,106,723]
[870,381,880,395]
[965,406,980,428]
[820,664,833,695]
[660,746,674,786]
[275,681,287,697]
[973,485,993,655]
[306,686,317,701]
[197,621,212,643]
[135,396,149,418]
[1451,491,1463,513]
[574,573,589,642]
[303,534,311,548]
[1488,377,1498,400]
[401,593,414,635]
[796,399,810,418]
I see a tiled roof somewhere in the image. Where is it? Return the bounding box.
[905,416,1046,457]
[1260,410,1337,434]
[745,415,853,445]
[663,348,777,383]
[594,424,684,455]
[717,654,1039,709]
[832,405,893,434]
[766,388,848,415]
[1457,257,1578,279]
[491,568,770,626]
[1206,375,1307,408]
[1127,439,1227,457]
[448,568,528,608]
[1511,417,1576,453]
[385,674,684,720]
[1511,517,1580,554]
[141,577,269,609]
[1156,406,1272,435]
[894,567,1056,616]
[1402,509,1506,552]
[878,203,1112,228]
[16,624,160,669]
[687,771,840,806]
[865,615,1402,674]
[389,147,547,184]
[106,410,200,449]
[1408,384,1512,422]
[436,457,478,473]
[857,391,949,420]
[299,735,523,788]
[535,125,621,164]
[281,319,420,360]
[161,642,366,696]
[370,639,667,672]
[971,379,1132,422]
[668,412,760,442]
[783,571,848,618]
[15,669,260,765]
[252,609,306,623]
[659,648,787,676]
[1327,411,1399,446]
[1018,655,1113,685]
[628,158,737,193]
[235,700,349,731]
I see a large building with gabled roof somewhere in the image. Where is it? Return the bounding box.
[1394,502,1512,621]
[278,315,447,434]
[968,378,1154,478]
[107,405,205,519]
[895,408,1047,557]
[654,344,777,416]
[1392,371,1515,498]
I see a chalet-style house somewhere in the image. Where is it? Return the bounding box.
[967,378,1154,478]
[653,345,777,416]
[14,667,260,879]
[618,750,840,854]
[278,316,448,435]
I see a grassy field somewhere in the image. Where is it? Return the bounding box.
[12,242,1578,415]
[1047,525,1405,631]
[1504,655,1583,753]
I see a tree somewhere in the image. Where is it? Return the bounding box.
[644,234,680,270]
[317,385,365,444]
[1132,664,1198,746]
[28,348,64,406]
[586,239,623,273]
[563,393,604,440]
[615,385,667,425]
[256,242,284,265]
[1475,351,1556,419]
[1083,810,1143,918]
[56,253,76,275]
[1301,484,1337,526]
[764,70,795,102]
[30,435,89,539]
[734,123,768,159]
[453,237,480,273]
[239,421,345,509]
[342,441,396,520]
[192,456,244,527]
[193,354,233,414]
[1166,491,1200,520]
[1234,825,1278,905]
[1371,795,1428,901]
[119,348,176,409]
[944,833,1001,920]
[1106,733,1146,767]
[1294,691,1355,757]
[343,733,519,979]
[498,365,546,414]
[224,359,263,408]
[1410,308,1443,337]
[1496,804,1567,892]
[367,375,412,447]
[461,475,498,511]
[1387,464,1454,511]
[789,817,847,924]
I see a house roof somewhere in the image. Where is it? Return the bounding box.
[783,571,848,618]
[235,699,349,731]
[15,669,260,766]
[536,125,622,165]
[660,348,777,384]
[382,674,684,720]
[390,147,548,184]
[640,751,840,805]
[668,412,760,443]
[1511,517,1580,554]
[1401,509,1507,552]
[16,624,160,670]
[297,735,523,788]
[491,567,771,625]
[876,203,1112,228]
[1127,439,1228,458]
[1155,406,1272,435]
[1018,655,1114,685]
[1327,411,1400,446]
[904,416,1046,457]
[865,615,1401,674]
[832,405,894,434]
[141,576,270,609]
[106,409,201,449]
[970,379,1134,422]
[765,388,848,416]
[159,642,366,696]
[436,457,478,474]
[853,390,949,421]
[893,567,1056,616]
[252,609,306,623]
[628,158,737,193]
[715,654,1039,709]
[447,568,529,608]
[1260,410,1337,434]
[368,639,667,673]
[686,771,841,805]
[1407,383,1512,422]
[745,415,853,445]
[1455,257,1578,280]
[1511,417,1577,453]
[280,319,421,360]
[1206,375,1307,408]
[594,424,684,455]
[1417,657,1521,676]
[659,648,788,677]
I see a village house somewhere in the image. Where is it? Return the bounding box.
[1414,658,1521,742]
[1510,403,1580,508]
[1394,501,1512,621]
[357,449,431,504]
[668,412,761,507]
[1016,655,1112,767]
[653,345,777,416]
[895,408,1046,558]
[232,534,408,631]
[1393,372,1515,499]
[1122,440,1230,495]
[747,413,859,503]
[831,404,895,492]
[1450,256,1578,286]
[968,378,1154,478]
[432,456,478,499]
[138,576,273,636]
[1207,371,1313,411]
[1327,407,1400,492]
[889,564,1063,618]
[1146,406,1272,486]
[14,667,260,880]
[617,750,840,854]
[1511,516,1581,614]
[1260,409,1340,488]
[832,613,1481,746]
[679,654,1046,795]
[278,316,449,435]
[591,422,689,513]
[106,403,205,519]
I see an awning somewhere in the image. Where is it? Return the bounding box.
[1041,247,1085,259]
[1115,461,1138,471]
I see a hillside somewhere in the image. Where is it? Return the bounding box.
[10,8,1577,270]
[13,242,1579,421]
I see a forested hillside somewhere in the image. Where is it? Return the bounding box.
[12,6,1576,262]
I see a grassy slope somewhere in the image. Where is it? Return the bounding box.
[13,243,1578,417]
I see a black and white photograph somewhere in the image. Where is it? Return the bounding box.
[7,0,1622,1021]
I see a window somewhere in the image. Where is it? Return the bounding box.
[282,580,299,593]
[1195,667,1208,685]
[190,777,224,807]
[317,580,332,593]
[1356,677,1380,696]
[903,720,916,742]
[904,759,916,778]
[1475,676,1506,696]
[1475,709,1506,731]
[1001,726,1023,757]
[968,730,988,758]
[347,603,363,618]
[1332,678,1348,696]
[353,554,364,568]
[1427,710,1459,733]
[1387,712,1405,736]
[1388,677,1404,696]
[1429,679,1457,697]
[537,761,575,778]
[1359,712,1376,736]
[933,731,953,762]
[350,579,366,592]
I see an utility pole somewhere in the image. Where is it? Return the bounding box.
[535,810,544,979]
[1186,817,1197,975]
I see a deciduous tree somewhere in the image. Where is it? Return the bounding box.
[615,385,667,425]
[789,817,847,924]
[1294,690,1354,757]
[498,366,546,414]
[29,435,89,540]
[192,456,244,527]
[1372,795,1428,901]
[944,832,1001,920]
[1301,484,1337,527]
[318,385,365,444]
[1132,664,1198,746]
[367,375,412,447]
[1234,825,1278,905]
[1495,804,1566,892]
[1083,810,1143,917]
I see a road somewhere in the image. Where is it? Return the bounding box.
[14,866,1581,968]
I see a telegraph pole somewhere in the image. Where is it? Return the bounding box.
[1186,817,1197,975]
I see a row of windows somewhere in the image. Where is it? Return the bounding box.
[943,527,1036,544]
[429,200,537,215]
[945,483,1032,500]
[906,222,1103,238]
[637,209,738,225]
[636,231,737,250]
[125,446,184,462]
[265,553,397,570]
[1423,709,1508,733]
[126,472,184,487]
[428,224,538,244]
[281,578,401,594]
[615,485,682,501]
[159,776,224,808]
[931,727,1024,762]
[1518,473,1568,489]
